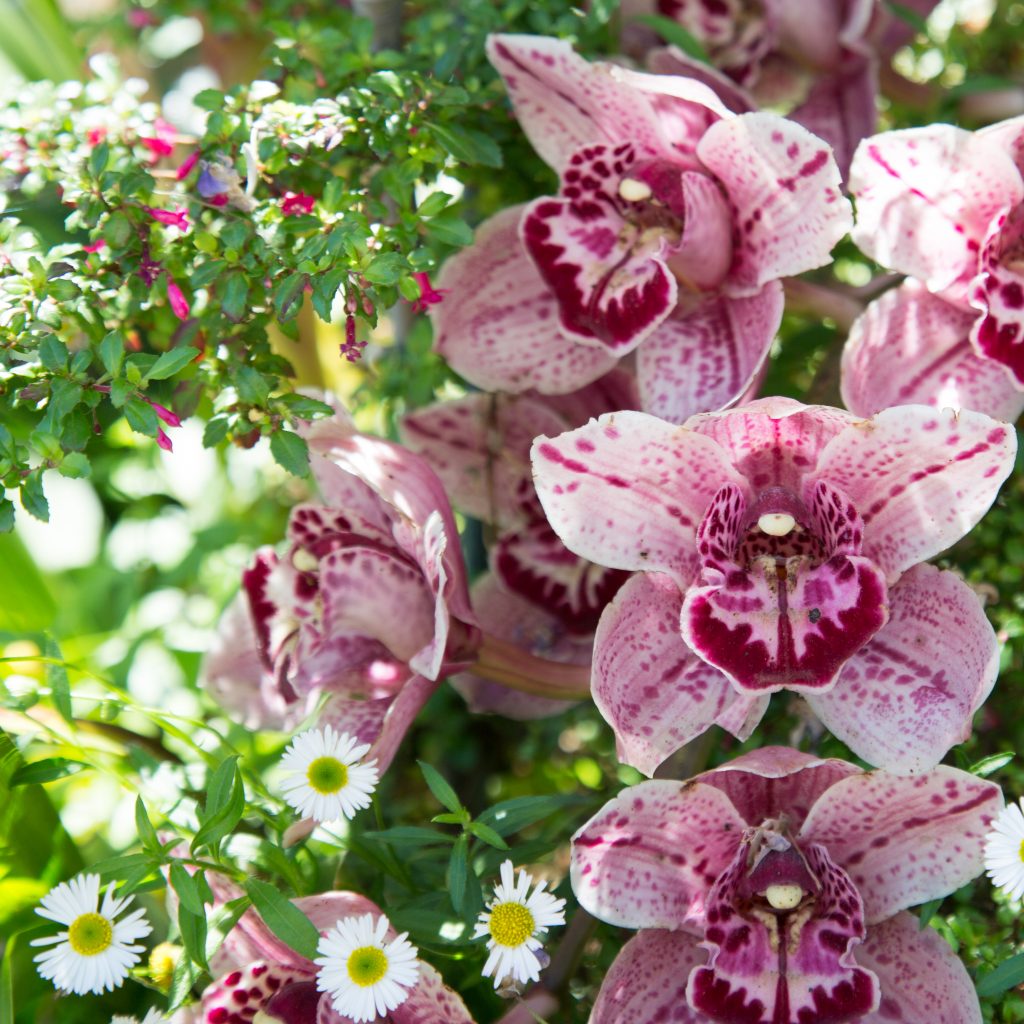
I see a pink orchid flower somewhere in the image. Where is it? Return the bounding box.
[203,416,478,771]
[847,116,1024,407]
[531,398,1015,774]
[193,882,474,1024]
[434,35,851,423]
[573,746,1001,1024]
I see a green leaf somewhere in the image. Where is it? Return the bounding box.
[310,268,346,322]
[169,863,206,916]
[205,755,240,818]
[447,834,468,913]
[221,272,249,322]
[632,14,712,61]
[418,761,462,814]
[0,500,13,534]
[363,826,453,847]
[38,335,68,371]
[272,272,306,320]
[476,794,584,837]
[20,472,48,522]
[0,934,13,1024]
[57,452,90,479]
[192,757,245,853]
[244,879,321,960]
[917,897,942,930]
[432,811,469,825]
[135,796,161,852]
[88,141,109,177]
[277,394,334,419]
[105,210,133,248]
[363,252,406,286]
[0,532,55,629]
[9,757,86,786]
[146,346,200,381]
[203,417,230,446]
[178,903,209,970]
[431,123,503,168]
[193,88,226,111]
[125,399,159,438]
[466,821,509,850]
[270,430,310,477]
[416,191,453,218]
[426,212,473,247]
[977,951,1024,997]
[970,752,1013,777]
[236,366,271,406]
[43,635,72,723]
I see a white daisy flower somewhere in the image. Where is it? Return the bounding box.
[279,724,379,822]
[985,797,1024,900]
[31,873,152,995]
[315,913,419,1023]
[474,860,566,988]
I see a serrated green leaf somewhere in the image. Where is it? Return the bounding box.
[146,346,200,381]
[98,331,125,376]
[426,212,473,247]
[170,863,205,916]
[272,272,306,320]
[466,821,509,850]
[221,272,249,322]
[363,252,406,286]
[20,472,48,522]
[418,761,462,814]
[270,430,309,477]
[57,452,90,478]
[203,417,230,446]
[431,123,502,168]
[447,834,468,913]
[244,879,321,960]
[125,399,159,438]
[9,758,86,787]
[47,378,82,423]
[38,335,68,372]
[236,366,271,406]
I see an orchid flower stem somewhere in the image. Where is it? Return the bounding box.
[471,634,592,701]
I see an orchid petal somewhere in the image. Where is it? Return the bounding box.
[590,929,710,1024]
[432,206,617,394]
[814,405,1016,579]
[637,284,783,424]
[392,961,476,1024]
[969,229,1024,386]
[668,171,735,290]
[697,112,852,292]
[201,963,313,1023]
[799,765,1002,923]
[856,913,983,1024]
[571,779,748,929]
[532,410,745,582]
[646,44,756,116]
[366,674,443,774]
[316,692,392,751]
[592,572,739,776]
[849,125,1024,294]
[842,280,1024,422]
[807,564,999,774]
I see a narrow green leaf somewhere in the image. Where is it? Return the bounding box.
[192,758,245,852]
[169,863,205,916]
[43,636,72,723]
[363,826,453,847]
[270,430,310,477]
[432,811,469,825]
[883,0,929,34]
[205,756,240,818]
[447,834,468,913]
[476,794,583,837]
[167,951,198,1011]
[0,934,13,1024]
[146,346,200,381]
[418,761,462,814]
[977,951,1024,997]
[135,796,160,852]
[178,904,209,970]
[917,897,942,930]
[466,821,509,850]
[88,141,109,177]
[632,14,712,61]
[0,500,14,533]
[970,752,1013,777]
[244,879,321,960]
[9,757,86,786]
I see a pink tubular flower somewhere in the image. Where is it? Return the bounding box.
[139,116,176,159]
[281,190,316,216]
[411,271,445,312]
[146,205,190,230]
[156,428,173,452]
[531,398,1015,774]
[176,150,200,181]
[846,118,1024,412]
[166,278,190,319]
[573,746,1001,1024]
[433,34,851,423]
[82,239,105,253]
[202,410,479,772]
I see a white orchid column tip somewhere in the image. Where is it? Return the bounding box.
[764,883,804,910]
[618,177,652,202]
[757,512,797,536]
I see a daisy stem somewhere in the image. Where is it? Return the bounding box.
[470,634,591,700]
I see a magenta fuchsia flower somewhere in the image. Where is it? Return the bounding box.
[531,398,1015,774]
[203,415,479,771]
[434,35,851,424]
[846,117,1024,415]
[411,271,445,313]
[281,191,316,216]
[166,278,190,320]
[145,205,190,230]
[139,117,176,160]
[572,747,1001,1024]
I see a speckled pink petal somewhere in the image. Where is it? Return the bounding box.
[531,410,746,582]
[316,691,393,750]
[486,34,671,173]
[798,765,1002,924]
[451,573,585,720]
[495,517,630,635]
[697,113,852,293]
[806,564,999,774]
[521,193,678,352]
[637,284,783,425]
[592,572,738,776]
[842,280,1024,421]
[400,395,564,528]
[689,843,878,1024]
[667,171,735,290]
[571,779,747,929]
[590,929,711,1024]
[200,962,313,1024]
[292,892,382,931]
[645,43,756,115]
[856,913,983,1024]
[969,225,1024,386]
[432,206,618,394]
[696,747,862,831]
[814,405,1017,580]
[685,398,858,493]
[849,125,1024,295]
[391,961,476,1024]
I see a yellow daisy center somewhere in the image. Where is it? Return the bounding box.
[67,912,113,956]
[307,756,349,794]
[489,901,535,948]
[346,945,388,987]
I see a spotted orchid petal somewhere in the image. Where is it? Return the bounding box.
[696,112,852,293]
[855,913,983,1024]
[637,284,783,425]
[593,572,751,776]
[431,206,617,394]
[391,961,476,1024]
[646,44,757,118]
[531,410,746,583]
[842,280,1024,422]
[814,405,1016,580]
[849,125,1024,296]
[688,842,879,1024]
[969,218,1024,385]
[589,929,710,1024]
[807,564,999,774]
[799,766,1002,924]
[201,962,314,1024]
[681,481,889,693]
[571,779,749,929]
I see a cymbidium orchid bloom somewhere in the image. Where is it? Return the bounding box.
[573,747,1001,1024]
[846,116,1024,413]
[434,34,851,424]
[531,398,1015,774]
